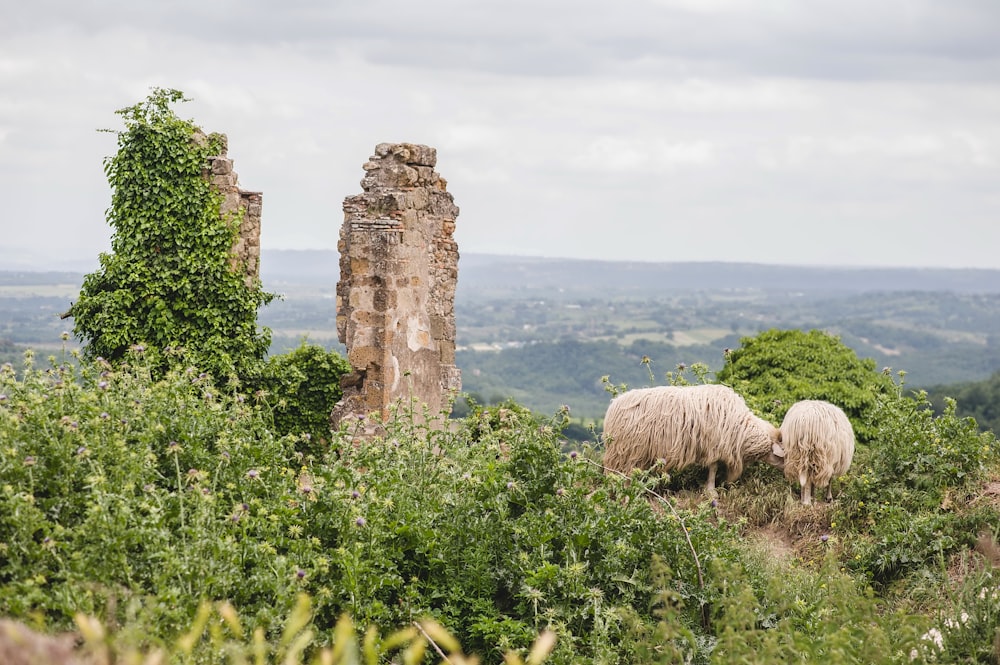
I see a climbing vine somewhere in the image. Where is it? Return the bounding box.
[70,88,273,381]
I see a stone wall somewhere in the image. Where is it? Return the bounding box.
[201,132,262,285]
[332,143,461,430]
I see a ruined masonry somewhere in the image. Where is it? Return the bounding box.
[200,132,262,285]
[332,143,461,429]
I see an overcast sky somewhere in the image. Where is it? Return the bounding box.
[2,0,999,271]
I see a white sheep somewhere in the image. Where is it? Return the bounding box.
[601,384,785,492]
[779,400,856,505]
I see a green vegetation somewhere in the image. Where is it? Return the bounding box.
[1,347,998,663]
[68,89,274,381]
[253,341,351,448]
[927,370,1000,435]
[716,329,897,442]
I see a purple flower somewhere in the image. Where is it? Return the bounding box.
[220,451,230,460]
[246,469,259,480]
[507,481,515,490]
[711,499,718,508]
[569,450,578,460]
[296,569,306,579]
[556,488,565,497]
[355,517,366,527]
[76,446,87,456]
[23,456,36,467]
[167,441,181,453]
[351,490,360,499]
[98,381,108,390]
[821,534,830,543]
[0,394,7,402]
[100,412,109,419]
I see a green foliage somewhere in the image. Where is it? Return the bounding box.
[70,88,273,381]
[837,387,999,585]
[716,328,897,442]
[254,342,351,449]
[1,348,999,664]
[927,369,1000,435]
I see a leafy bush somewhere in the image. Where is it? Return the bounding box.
[716,328,896,442]
[838,387,999,584]
[253,342,351,449]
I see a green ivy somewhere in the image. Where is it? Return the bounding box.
[69,88,274,382]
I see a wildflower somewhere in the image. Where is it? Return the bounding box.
[710,499,718,508]
[23,456,35,467]
[246,469,260,480]
[351,490,360,499]
[355,517,366,527]
[920,627,944,650]
[220,451,230,460]
[296,569,306,580]
[100,412,109,420]
[130,344,145,353]
[676,363,686,371]
[76,446,87,456]
[167,441,181,453]
[556,488,565,496]
[0,394,7,402]
[569,450,578,460]
[60,331,70,341]
[821,534,829,542]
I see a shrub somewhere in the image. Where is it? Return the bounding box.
[716,328,896,442]
[253,342,351,450]
[838,387,999,585]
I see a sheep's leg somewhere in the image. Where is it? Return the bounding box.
[825,484,833,502]
[705,463,718,493]
[799,470,812,506]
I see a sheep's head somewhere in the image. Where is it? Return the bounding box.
[750,418,785,469]
[766,440,786,469]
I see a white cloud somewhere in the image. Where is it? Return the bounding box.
[1,0,999,268]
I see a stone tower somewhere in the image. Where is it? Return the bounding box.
[200,132,262,285]
[332,143,461,430]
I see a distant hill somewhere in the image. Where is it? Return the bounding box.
[261,249,1000,295]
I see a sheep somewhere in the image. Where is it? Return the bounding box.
[779,400,855,506]
[601,384,785,492]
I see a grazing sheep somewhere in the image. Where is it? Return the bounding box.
[779,400,855,505]
[602,384,785,491]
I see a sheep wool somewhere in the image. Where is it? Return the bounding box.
[779,399,856,505]
[601,384,784,491]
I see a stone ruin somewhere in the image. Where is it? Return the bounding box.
[331,143,461,431]
[199,131,262,285]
